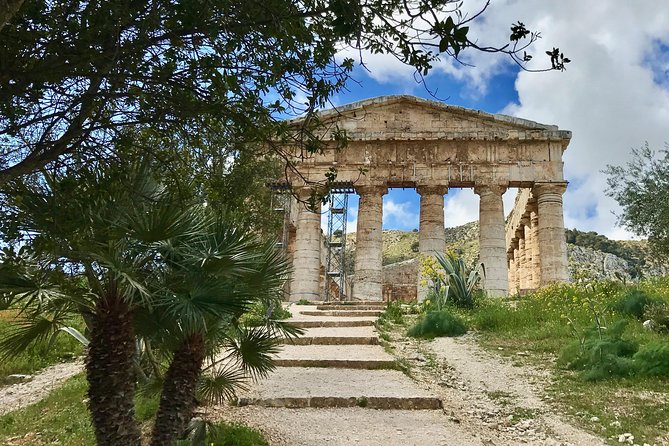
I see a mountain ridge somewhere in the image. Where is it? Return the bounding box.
[344,222,668,281]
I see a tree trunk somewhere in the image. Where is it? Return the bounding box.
[151,333,206,446]
[86,290,141,446]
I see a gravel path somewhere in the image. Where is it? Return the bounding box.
[0,360,84,416]
[393,332,607,445]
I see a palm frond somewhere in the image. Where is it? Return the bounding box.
[222,326,280,380]
[197,363,248,404]
[0,311,68,358]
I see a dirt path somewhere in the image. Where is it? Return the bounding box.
[0,360,83,416]
[392,331,607,445]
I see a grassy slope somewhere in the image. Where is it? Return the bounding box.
[466,281,669,445]
[0,374,266,446]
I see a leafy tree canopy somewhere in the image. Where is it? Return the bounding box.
[605,143,669,258]
[0,0,568,186]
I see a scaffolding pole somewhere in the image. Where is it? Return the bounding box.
[324,183,354,302]
[269,183,291,252]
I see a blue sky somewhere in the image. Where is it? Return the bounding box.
[319,1,669,239]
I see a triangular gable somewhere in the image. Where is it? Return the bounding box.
[289,96,569,142]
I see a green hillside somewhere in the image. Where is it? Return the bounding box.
[344,223,667,280]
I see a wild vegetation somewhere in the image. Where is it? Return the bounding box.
[384,263,669,444]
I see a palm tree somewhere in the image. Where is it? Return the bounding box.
[0,164,204,445]
[147,222,294,445]
[0,162,295,445]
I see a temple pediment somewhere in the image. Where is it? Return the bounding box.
[291,96,571,142]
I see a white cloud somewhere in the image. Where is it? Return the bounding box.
[383,199,419,229]
[444,189,478,227]
[444,188,517,227]
[499,1,669,239]
[333,2,669,239]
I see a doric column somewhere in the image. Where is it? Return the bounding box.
[290,188,322,302]
[507,253,517,295]
[474,184,508,297]
[529,203,541,289]
[533,182,569,285]
[416,185,448,301]
[353,185,387,301]
[518,231,526,291]
[513,246,521,293]
[523,221,533,289]
[518,216,530,291]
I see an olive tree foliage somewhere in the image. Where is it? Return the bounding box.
[0,0,569,187]
[605,143,669,258]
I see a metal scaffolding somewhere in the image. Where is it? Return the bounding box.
[269,184,291,251]
[324,182,355,301]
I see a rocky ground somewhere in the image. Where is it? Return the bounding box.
[387,328,608,445]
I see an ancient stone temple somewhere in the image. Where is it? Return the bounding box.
[279,96,571,301]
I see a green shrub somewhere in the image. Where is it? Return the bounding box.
[177,420,268,446]
[379,301,404,325]
[407,310,468,339]
[633,342,669,377]
[295,299,311,305]
[559,319,638,381]
[469,299,512,331]
[239,301,291,327]
[613,289,656,319]
[208,422,268,446]
[643,302,669,332]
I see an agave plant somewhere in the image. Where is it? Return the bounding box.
[434,252,484,309]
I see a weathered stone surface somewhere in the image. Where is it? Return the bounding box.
[475,184,508,297]
[353,185,387,301]
[382,258,418,302]
[299,310,383,317]
[237,367,441,409]
[289,188,322,302]
[282,96,571,298]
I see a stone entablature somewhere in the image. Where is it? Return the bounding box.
[282,95,571,301]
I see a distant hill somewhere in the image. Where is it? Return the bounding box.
[344,223,668,281]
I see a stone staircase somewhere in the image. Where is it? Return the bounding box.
[237,302,442,411]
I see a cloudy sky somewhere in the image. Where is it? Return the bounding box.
[320,0,669,240]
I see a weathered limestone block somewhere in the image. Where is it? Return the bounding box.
[534,182,569,285]
[508,255,517,295]
[353,185,387,301]
[416,185,448,301]
[290,188,322,301]
[383,258,419,302]
[518,234,527,290]
[529,207,541,288]
[475,184,508,297]
[513,246,521,292]
[518,216,530,290]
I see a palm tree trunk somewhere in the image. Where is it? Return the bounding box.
[86,290,141,446]
[151,332,206,446]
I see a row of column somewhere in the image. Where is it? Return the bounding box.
[508,183,569,293]
[290,182,568,302]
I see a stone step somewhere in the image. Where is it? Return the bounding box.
[298,310,383,317]
[285,336,378,345]
[274,345,395,369]
[283,326,379,345]
[319,301,386,307]
[237,367,442,410]
[315,305,387,311]
[287,319,376,328]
